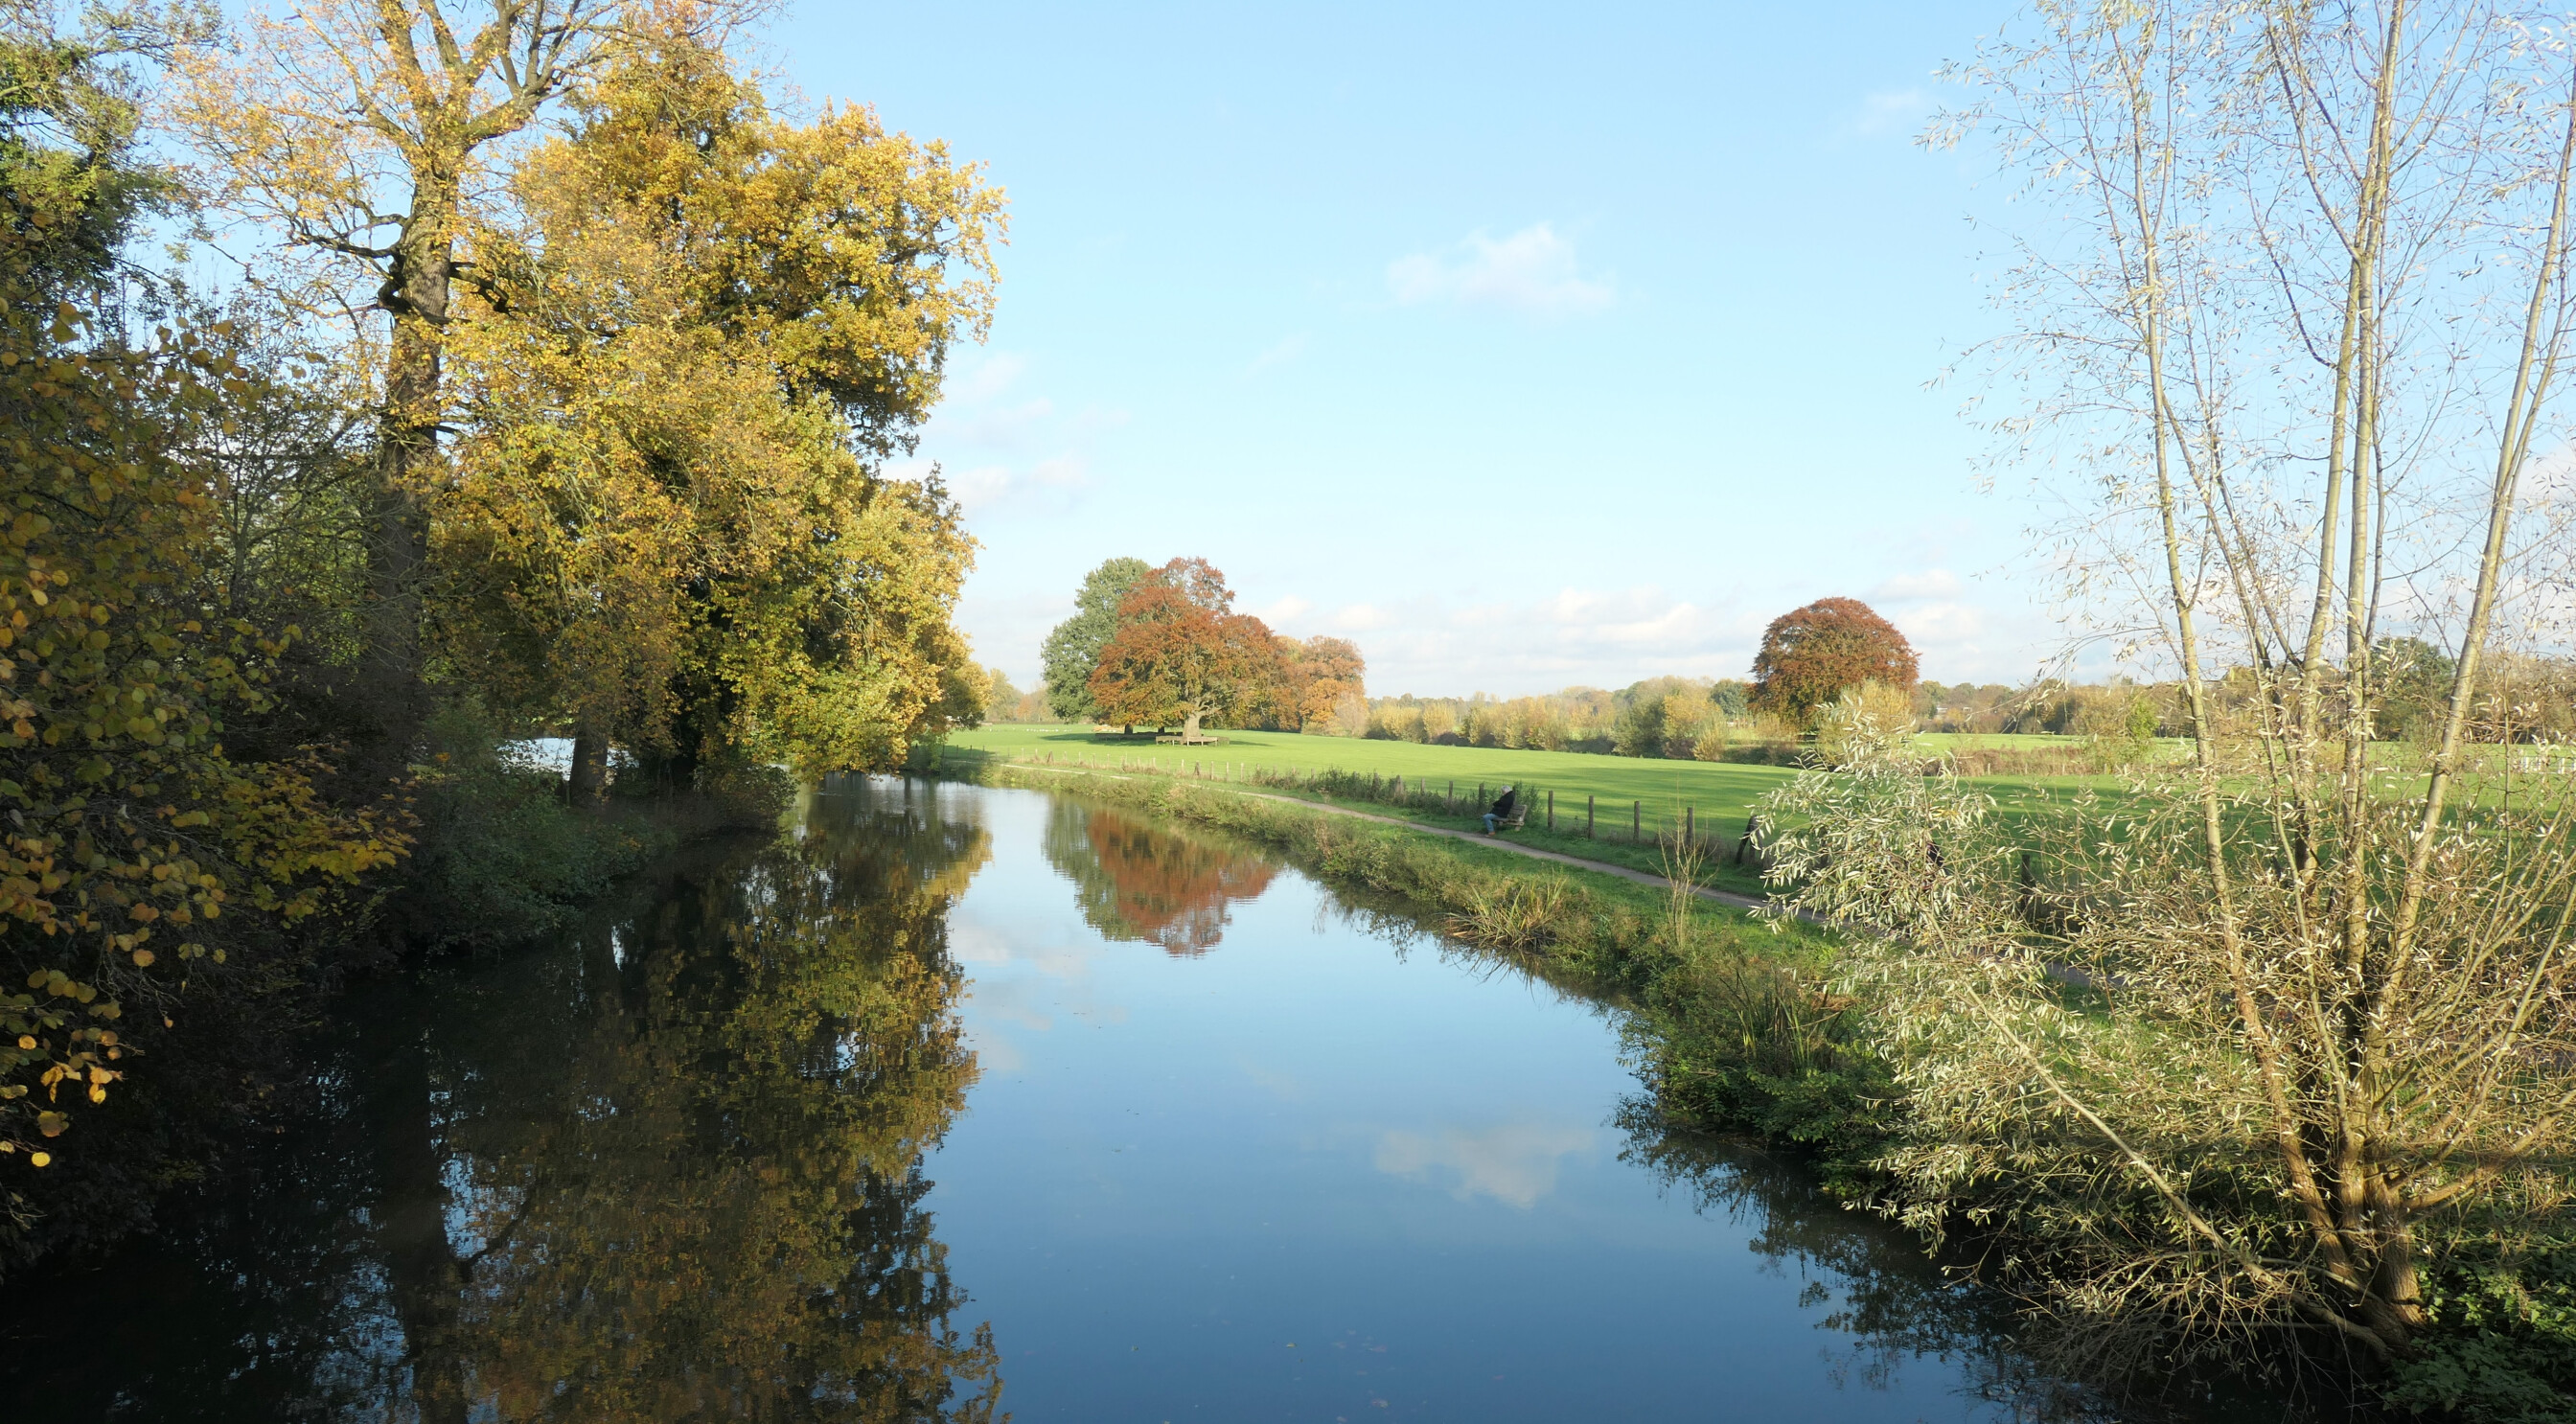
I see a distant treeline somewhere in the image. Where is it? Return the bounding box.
[984,608,2575,757]
[1296,648,2572,763]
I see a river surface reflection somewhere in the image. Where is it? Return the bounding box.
[1,777,2242,1420]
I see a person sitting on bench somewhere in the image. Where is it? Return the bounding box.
[1482,784,1518,835]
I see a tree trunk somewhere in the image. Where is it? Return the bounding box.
[370,1032,469,1424]
[1183,707,1203,742]
[567,724,609,803]
[361,175,460,778]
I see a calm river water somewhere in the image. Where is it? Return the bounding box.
[0,778,2278,1421]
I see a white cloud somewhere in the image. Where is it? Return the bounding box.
[1030,456,1090,489]
[948,397,1056,449]
[1387,222,1615,317]
[1374,1121,1596,1208]
[948,464,1018,511]
[907,352,1111,522]
[1254,580,2043,695]
[1248,333,1309,373]
[1870,568,1963,601]
[951,350,1028,402]
[946,457,1089,514]
[1847,87,1930,139]
[1257,595,1312,625]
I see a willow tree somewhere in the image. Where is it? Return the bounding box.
[437,24,1000,787]
[1760,0,2576,1375]
[172,1,739,762]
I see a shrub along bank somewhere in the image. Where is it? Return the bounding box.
[936,758,2576,1422]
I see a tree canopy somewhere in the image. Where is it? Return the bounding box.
[435,24,999,783]
[0,1,1008,1260]
[0,10,407,1255]
[1748,597,1918,724]
[1040,558,1152,723]
[1087,559,1280,741]
[1271,635,1367,733]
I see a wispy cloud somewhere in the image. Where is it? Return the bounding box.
[1870,568,1962,601]
[905,350,1116,520]
[1248,332,1309,374]
[951,350,1029,402]
[1259,577,2037,694]
[938,455,1091,514]
[1387,222,1615,317]
[1845,87,1931,140]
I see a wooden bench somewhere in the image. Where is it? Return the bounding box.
[1485,800,1529,833]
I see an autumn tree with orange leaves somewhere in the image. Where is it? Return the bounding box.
[1747,597,1918,725]
[1088,560,1281,742]
[1271,635,1368,733]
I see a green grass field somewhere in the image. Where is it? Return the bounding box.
[944,724,1807,892]
[940,723,2177,894]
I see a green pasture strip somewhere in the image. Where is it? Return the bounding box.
[950,724,2139,876]
[949,724,1804,893]
[954,723,1800,813]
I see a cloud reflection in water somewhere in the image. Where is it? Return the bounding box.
[1373,1121,1598,1208]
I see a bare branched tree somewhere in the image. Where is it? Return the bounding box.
[1762,0,2576,1371]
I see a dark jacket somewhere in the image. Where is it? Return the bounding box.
[1490,789,1517,817]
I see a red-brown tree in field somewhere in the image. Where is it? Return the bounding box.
[1748,597,1919,724]
[1088,558,1282,740]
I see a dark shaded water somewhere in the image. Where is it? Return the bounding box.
[0,778,2279,1421]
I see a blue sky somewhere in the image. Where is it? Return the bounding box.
[768,2,2049,697]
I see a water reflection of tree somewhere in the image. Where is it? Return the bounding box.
[0,782,1006,1422]
[1616,1107,2311,1424]
[427,787,1001,1421]
[1041,802,1277,955]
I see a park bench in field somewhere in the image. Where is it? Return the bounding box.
[1484,798,1529,834]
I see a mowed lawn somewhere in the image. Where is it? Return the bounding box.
[945,723,1806,893]
[954,723,1796,827]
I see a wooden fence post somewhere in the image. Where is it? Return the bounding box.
[1686,805,1693,843]
[1547,790,1554,830]
[1586,794,1596,838]
[1632,801,1641,842]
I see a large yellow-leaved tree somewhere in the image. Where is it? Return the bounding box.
[437,26,1000,787]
